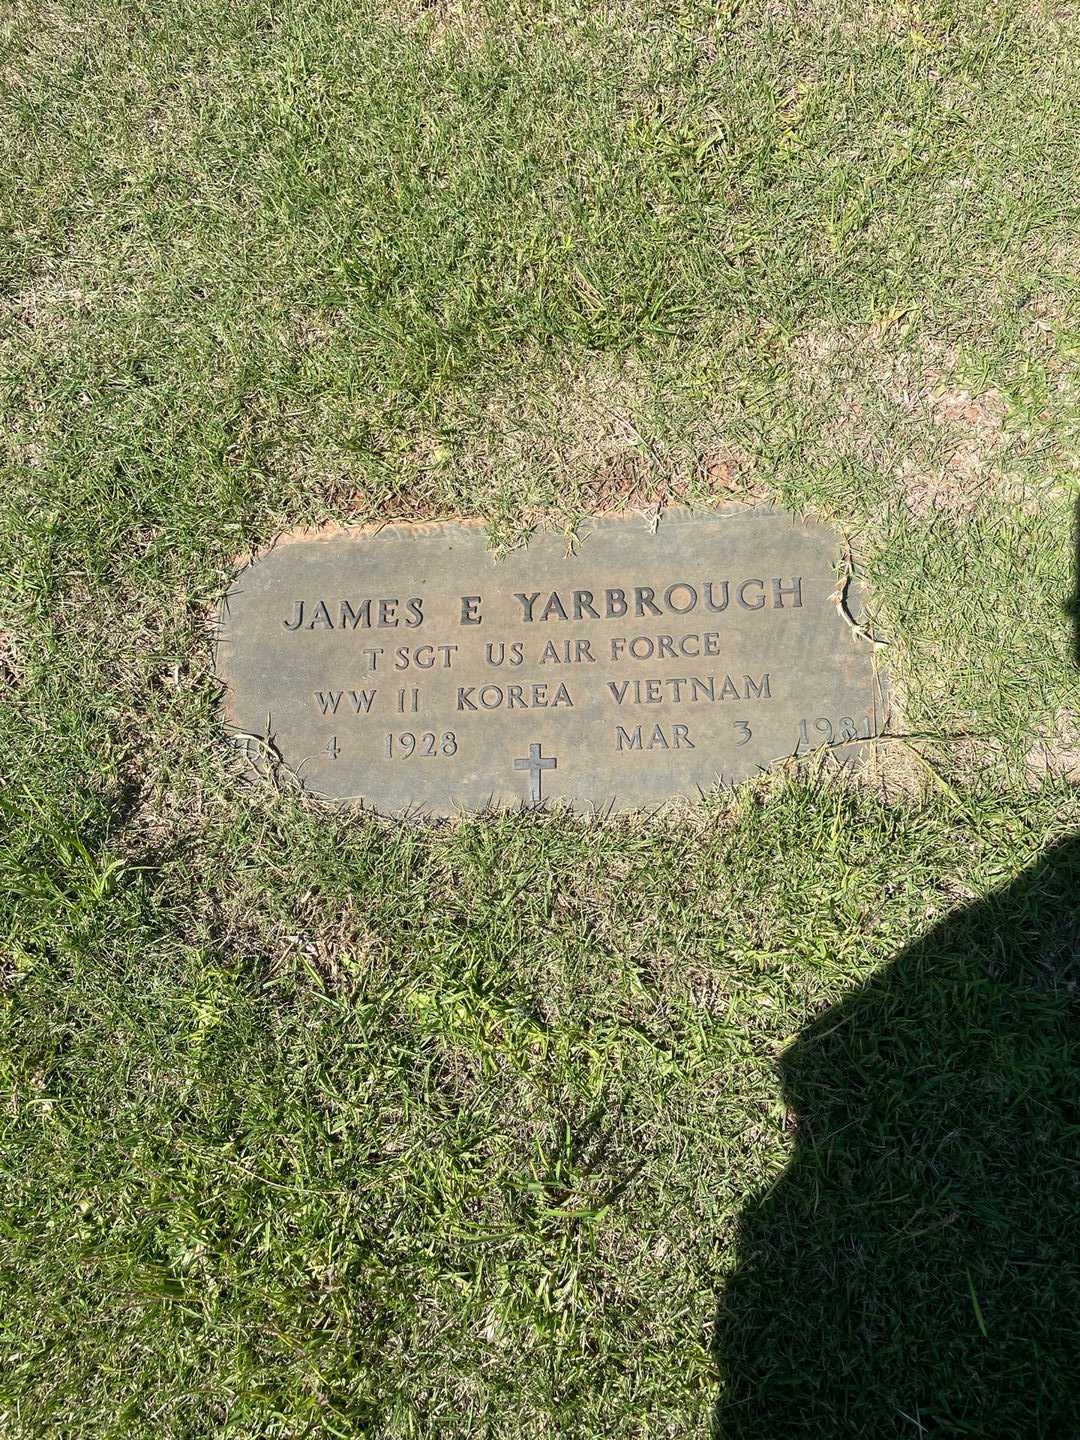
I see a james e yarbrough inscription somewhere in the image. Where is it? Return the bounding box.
[216,507,887,813]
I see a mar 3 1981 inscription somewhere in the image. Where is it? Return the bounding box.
[216,507,888,813]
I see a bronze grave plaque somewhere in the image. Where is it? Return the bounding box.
[216,507,887,813]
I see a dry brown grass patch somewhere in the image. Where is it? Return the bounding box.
[392,0,496,52]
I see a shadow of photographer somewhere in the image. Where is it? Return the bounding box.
[713,498,1080,1437]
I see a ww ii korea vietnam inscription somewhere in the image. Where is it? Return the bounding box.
[216,507,887,814]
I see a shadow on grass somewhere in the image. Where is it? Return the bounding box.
[713,498,1080,1438]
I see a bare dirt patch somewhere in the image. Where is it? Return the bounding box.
[890,373,1016,518]
[578,442,753,514]
[788,325,1070,519]
[2,270,88,338]
[1024,708,1080,782]
[374,356,766,538]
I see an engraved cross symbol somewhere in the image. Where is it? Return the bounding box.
[514,742,557,806]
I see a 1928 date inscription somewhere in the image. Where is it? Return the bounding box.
[216,507,888,813]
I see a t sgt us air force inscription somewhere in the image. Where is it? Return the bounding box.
[216,507,886,814]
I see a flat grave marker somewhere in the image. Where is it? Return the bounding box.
[216,506,888,813]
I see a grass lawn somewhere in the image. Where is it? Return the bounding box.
[2,0,1080,1434]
